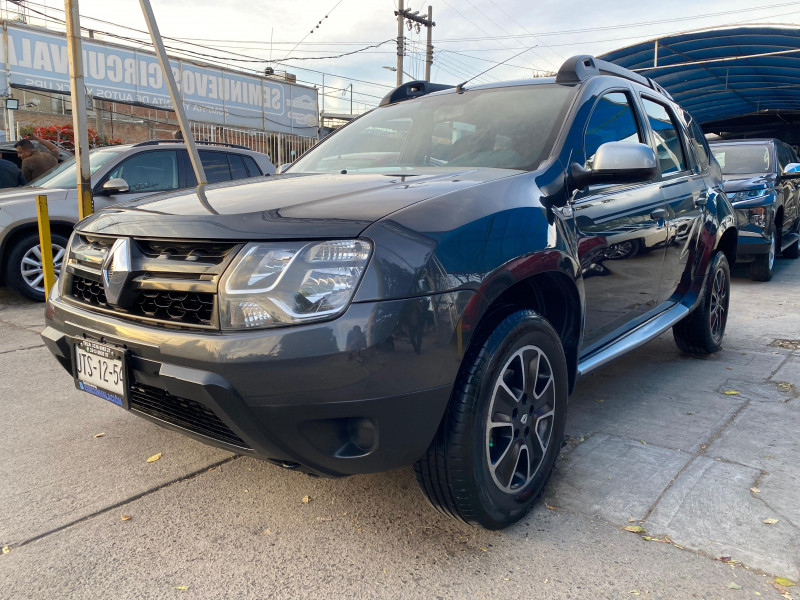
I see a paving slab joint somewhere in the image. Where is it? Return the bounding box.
[1,455,240,552]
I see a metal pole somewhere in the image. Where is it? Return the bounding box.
[36,195,55,300]
[139,0,206,187]
[425,6,433,82]
[396,0,404,87]
[64,0,92,219]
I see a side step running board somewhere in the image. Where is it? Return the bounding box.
[577,304,690,377]
[781,232,799,252]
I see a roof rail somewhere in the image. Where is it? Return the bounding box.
[379,80,454,106]
[133,140,251,150]
[555,55,673,100]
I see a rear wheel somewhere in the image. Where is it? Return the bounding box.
[750,226,775,281]
[5,232,68,301]
[673,251,730,354]
[414,310,568,529]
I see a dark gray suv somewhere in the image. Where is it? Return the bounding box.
[42,56,736,529]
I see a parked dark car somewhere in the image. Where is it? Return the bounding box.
[710,138,800,280]
[42,56,737,530]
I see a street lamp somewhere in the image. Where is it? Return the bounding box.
[382,65,416,83]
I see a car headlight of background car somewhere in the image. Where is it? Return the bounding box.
[730,189,768,201]
[218,239,372,330]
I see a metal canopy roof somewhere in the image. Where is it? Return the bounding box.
[599,26,800,126]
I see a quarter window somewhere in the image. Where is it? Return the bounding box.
[584,92,642,165]
[228,154,250,180]
[642,98,686,175]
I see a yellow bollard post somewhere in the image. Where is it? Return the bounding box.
[35,194,56,301]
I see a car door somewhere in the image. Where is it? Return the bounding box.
[777,142,800,234]
[93,150,181,209]
[571,89,668,350]
[639,97,705,304]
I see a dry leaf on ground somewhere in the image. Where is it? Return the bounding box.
[121,515,132,521]
[2,546,10,554]
[726,582,742,590]
[93,432,105,438]
[623,525,646,533]
[763,518,779,525]
[724,390,740,395]
[302,495,311,503]
[775,578,797,587]
[146,452,162,463]
[750,487,761,494]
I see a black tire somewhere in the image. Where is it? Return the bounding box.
[673,251,730,354]
[414,310,568,529]
[5,232,68,301]
[749,226,776,281]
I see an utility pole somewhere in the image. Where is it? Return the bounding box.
[395,0,404,87]
[64,0,92,219]
[394,4,435,82]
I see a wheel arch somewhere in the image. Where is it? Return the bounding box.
[465,270,582,394]
[715,224,738,267]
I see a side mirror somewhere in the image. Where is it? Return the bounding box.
[101,177,130,195]
[782,162,800,177]
[571,142,658,189]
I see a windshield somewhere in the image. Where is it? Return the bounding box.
[291,84,576,173]
[27,149,123,189]
[711,144,773,175]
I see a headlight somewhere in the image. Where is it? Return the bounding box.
[748,206,767,228]
[731,189,768,201]
[218,239,372,330]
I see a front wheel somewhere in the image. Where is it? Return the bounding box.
[5,232,68,301]
[673,251,730,354]
[750,226,776,281]
[414,310,568,529]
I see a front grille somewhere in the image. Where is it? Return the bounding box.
[72,274,109,307]
[129,383,251,450]
[136,290,214,326]
[71,275,214,327]
[66,235,241,330]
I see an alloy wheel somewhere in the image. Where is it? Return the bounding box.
[20,243,65,293]
[709,265,728,342]
[486,345,556,493]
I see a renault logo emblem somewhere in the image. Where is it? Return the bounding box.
[101,238,133,306]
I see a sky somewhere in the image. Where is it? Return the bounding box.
[4,0,800,116]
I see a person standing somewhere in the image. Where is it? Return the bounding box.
[14,136,58,182]
[0,157,25,188]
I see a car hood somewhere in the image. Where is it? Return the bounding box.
[0,186,71,206]
[78,169,523,240]
[721,174,775,194]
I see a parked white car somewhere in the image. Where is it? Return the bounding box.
[0,140,275,300]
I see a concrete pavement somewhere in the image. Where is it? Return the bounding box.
[0,256,798,599]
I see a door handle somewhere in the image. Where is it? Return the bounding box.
[650,208,668,220]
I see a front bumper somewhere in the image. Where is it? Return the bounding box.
[43,290,476,477]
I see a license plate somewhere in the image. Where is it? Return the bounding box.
[74,340,127,407]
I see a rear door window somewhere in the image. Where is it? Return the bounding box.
[228,153,250,180]
[242,155,262,177]
[584,91,642,166]
[641,98,687,175]
[199,151,232,183]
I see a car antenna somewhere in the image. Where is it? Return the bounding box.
[455,46,538,94]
